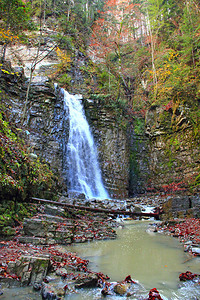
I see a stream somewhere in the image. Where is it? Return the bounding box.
[1,220,200,299]
[65,220,200,300]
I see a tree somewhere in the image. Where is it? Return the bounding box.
[0,0,30,61]
[21,0,58,124]
[89,0,144,103]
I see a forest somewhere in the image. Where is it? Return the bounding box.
[0,1,200,299]
[1,0,199,110]
[0,0,199,215]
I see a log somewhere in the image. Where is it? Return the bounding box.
[31,197,161,220]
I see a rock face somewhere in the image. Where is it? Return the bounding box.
[27,77,69,179]
[1,66,136,198]
[1,62,199,201]
[145,105,200,194]
[128,130,150,195]
[163,194,200,219]
[144,105,200,216]
[0,68,69,194]
[83,99,130,198]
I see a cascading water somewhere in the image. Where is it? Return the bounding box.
[56,85,109,199]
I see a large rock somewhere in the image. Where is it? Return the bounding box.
[41,282,65,299]
[113,283,130,295]
[23,219,54,237]
[7,255,50,285]
[75,273,99,288]
[22,217,73,245]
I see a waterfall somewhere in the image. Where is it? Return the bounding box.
[57,86,109,199]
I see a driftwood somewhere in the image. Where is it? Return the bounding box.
[31,197,162,220]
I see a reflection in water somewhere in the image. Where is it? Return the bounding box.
[66,220,200,299]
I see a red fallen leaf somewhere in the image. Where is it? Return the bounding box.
[96,272,110,281]
[123,275,136,284]
[63,284,68,290]
[11,274,21,280]
[179,271,198,281]
[43,278,49,283]
[148,288,163,300]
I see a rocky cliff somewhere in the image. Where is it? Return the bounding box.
[0,68,67,178]
[0,65,133,198]
[1,61,199,201]
[145,105,200,195]
[83,99,130,198]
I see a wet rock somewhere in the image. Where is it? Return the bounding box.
[33,282,42,291]
[113,283,130,295]
[41,282,63,299]
[56,287,66,297]
[146,224,158,234]
[68,191,86,199]
[55,268,68,277]
[75,273,98,288]
[131,206,142,214]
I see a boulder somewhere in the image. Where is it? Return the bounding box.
[23,219,50,237]
[113,283,130,295]
[7,255,50,285]
[75,273,98,288]
[41,282,63,300]
[55,268,68,277]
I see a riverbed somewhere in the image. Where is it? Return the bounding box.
[64,220,200,299]
[1,220,200,299]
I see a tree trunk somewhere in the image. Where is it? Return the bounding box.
[31,197,162,220]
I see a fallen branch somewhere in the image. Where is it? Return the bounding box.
[31,197,162,220]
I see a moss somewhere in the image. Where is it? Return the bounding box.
[0,102,61,202]
[2,226,16,236]
[34,258,49,271]
[0,201,38,236]
[133,117,145,135]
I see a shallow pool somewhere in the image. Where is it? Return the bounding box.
[65,220,200,299]
[1,220,200,299]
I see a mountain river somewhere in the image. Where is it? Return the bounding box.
[1,220,200,299]
[65,219,200,300]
